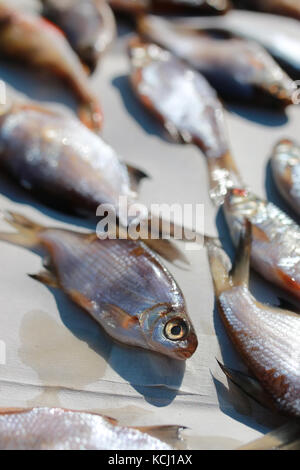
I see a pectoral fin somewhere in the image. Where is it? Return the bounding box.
[217,360,274,410]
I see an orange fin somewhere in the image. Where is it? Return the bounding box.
[104,304,139,329]
[0,210,44,248]
[68,289,96,312]
[252,225,270,243]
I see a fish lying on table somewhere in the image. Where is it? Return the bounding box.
[109,0,231,15]
[207,221,300,418]
[0,210,198,359]
[137,14,295,108]
[0,85,145,226]
[233,0,300,21]
[128,37,242,205]
[41,0,116,71]
[0,407,184,449]
[0,2,102,131]
[170,11,300,79]
[271,139,300,217]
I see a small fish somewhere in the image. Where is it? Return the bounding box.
[0,3,102,131]
[138,14,295,107]
[271,139,300,217]
[128,37,242,203]
[233,0,300,21]
[0,211,198,359]
[109,0,231,15]
[207,221,300,418]
[224,188,300,300]
[171,11,300,79]
[0,407,184,449]
[41,0,116,71]
[0,86,145,225]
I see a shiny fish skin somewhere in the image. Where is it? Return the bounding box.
[0,3,102,131]
[128,38,241,201]
[208,237,300,418]
[0,408,175,449]
[42,0,116,70]
[233,0,300,21]
[271,139,300,216]
[224,188,300,300]
[0,88,134,222]
[0,212,198,359]
[138,15,295,107]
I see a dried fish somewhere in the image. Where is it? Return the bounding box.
[0,2,102,131]
[0,211,198,359]
[208,221,300,418]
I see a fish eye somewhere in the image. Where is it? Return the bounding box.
[164,318,189,341]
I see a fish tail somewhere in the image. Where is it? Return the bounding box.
[207,220,251,295]
[0,210,44,248]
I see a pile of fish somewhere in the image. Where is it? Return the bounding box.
[0,0,299,451]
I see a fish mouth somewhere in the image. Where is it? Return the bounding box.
[174,332,198,360]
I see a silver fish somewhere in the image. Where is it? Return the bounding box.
[128,37,242,204]
[170,10,300,79]
[207,221,300,418]
[271,139,300,217]
[0,86,144,225]
[0,407,183,449]
[138,14,295,107]
[224,188,300,301]
[0,211,198,359]
[0,2,102,131]
[41,0,116,71]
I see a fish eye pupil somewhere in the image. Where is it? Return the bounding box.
[164,318,189,341]
[171,325,181,336]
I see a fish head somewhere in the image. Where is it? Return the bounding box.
[139,303,198,360]
[224,188,265,244]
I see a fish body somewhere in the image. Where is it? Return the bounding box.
[271,139,300,216]
[0,88,139,223]
[0,2,102,131]
[109,0,231,15]
[171,11,300,79]
[128,37,241,202]
[224,188,300,300]
[0,407,179,449]
[42,0,116,70]
[233,0,300,21]
[0,212,198,359]
[207,224,300,418]
[138,14,295,107]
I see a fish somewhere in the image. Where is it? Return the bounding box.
[0,210,198,359]
[169,10,300,79]
[109,0,231,15]
[137,14,295,107]
[223,188,300,301]
[233,0,300,21]
[0,86,145,226]
[0,407,184,449]
[41,0,116,71]
[0,2,102,131]
[271,139,300,217]
[128,37,242,204]
[207,221,300,418]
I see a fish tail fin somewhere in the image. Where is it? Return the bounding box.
[230,219,251,288]
[78,100,103,133]
[133,425,187,449]
[206,237,232,296]
[0,210,44,248]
